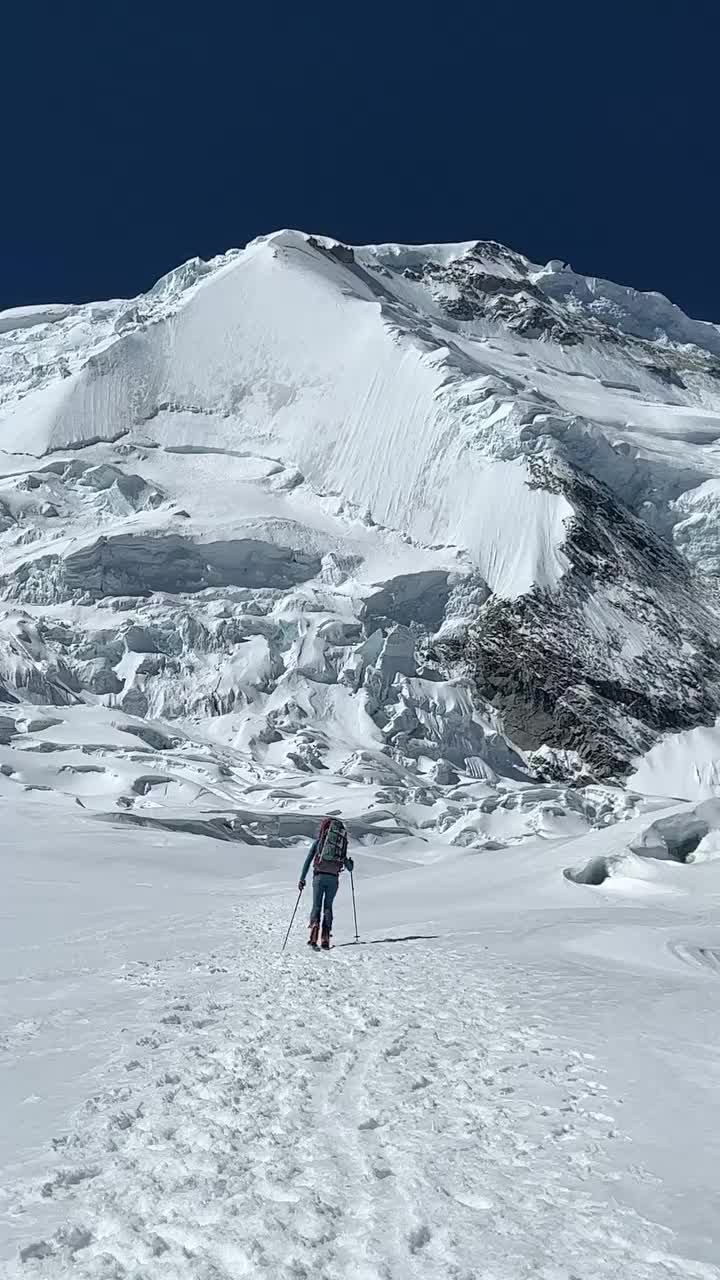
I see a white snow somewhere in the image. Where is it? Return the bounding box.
[2,793,720,1278]
[3,229,720,1277]
[631,721,720,801]
[531,260,720,354]
[5,229,720,598]
[1,232,574,599]
[0,305,78,336]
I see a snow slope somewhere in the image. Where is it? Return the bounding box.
[2,795,720,1278]
[3,231,720,1275]
[1,233,574,596]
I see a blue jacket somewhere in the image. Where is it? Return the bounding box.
[300,839,354,882]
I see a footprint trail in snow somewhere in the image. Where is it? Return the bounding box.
[4,902,718,1280]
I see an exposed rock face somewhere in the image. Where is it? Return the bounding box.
[434,456,720,775]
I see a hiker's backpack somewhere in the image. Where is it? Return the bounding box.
[313,818,348,873]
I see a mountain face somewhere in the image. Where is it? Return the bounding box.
[2,228,720,835]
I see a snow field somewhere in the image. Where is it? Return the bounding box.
[3,790,720,1275]
[4,897,719,1280]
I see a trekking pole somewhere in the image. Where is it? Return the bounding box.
[281,887,303,952]
[350,869,360,943]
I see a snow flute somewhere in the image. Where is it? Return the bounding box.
[281,888,303,952]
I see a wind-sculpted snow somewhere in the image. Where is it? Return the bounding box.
[1,233,575,596]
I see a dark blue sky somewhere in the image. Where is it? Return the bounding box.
[3,2,718,318]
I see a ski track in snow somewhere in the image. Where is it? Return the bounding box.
[3,901,717,1280]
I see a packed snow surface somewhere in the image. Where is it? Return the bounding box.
[2,787,720,1279]
[2,229,720,1276]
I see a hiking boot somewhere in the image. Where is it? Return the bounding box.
[321,929,331,950]
[308,923,319,947]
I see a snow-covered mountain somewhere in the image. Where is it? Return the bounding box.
[3,228,720,792]
[5,232,720,1277]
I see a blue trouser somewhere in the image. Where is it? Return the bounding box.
[310,873,339,932]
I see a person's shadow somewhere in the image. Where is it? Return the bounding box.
[337,934,439,947]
